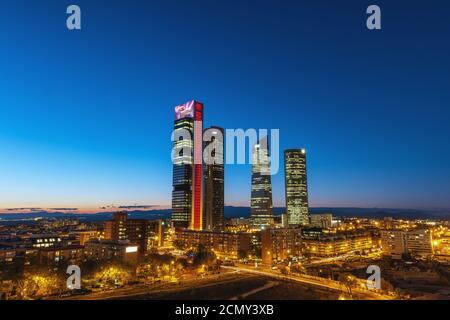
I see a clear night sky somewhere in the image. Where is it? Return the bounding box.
[1,0,449,211]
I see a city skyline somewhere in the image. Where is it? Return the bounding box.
[1,0,450,305]
[1,0,450,211]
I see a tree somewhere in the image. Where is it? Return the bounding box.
[339,274,358,298]
[95,265,132,288]
[17,268,64,299]
[192,244,216,267]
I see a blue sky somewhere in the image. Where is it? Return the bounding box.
[0,0,449,210]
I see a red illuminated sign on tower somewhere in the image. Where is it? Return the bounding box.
[174,100,195,120]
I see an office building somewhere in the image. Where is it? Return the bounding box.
[251,141,274,227]
[284,149,309,226]
[171,100,204,230]
[203,126,225,230]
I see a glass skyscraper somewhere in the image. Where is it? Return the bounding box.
[203,126,224,231]
[251,142,274,228]
[284,149,309,226]
[171,100,204,230]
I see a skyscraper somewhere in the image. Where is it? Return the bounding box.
[203,126,224,230]
[251,141,274,228]
[284,149,309,226]
[171,100,204,230]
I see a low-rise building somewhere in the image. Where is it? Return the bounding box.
[175,229,251,259]
[380,230,406,259]
[31,234,62,248]
[309,213,333,229]
[104,212,164,254]
[302,231,373,257]
[38,245,84,265]
[0,246,39,267]
[75,230,100,246]
[261,228,302,265]
[84,239,139,264]
[0,246,16,265]
[381,229,433,259]
[405,229,433,258]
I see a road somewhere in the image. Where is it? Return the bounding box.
[58,264,392,300]
[60,271,248,300]
[229,281,279,300]
[222,265,393,300]
[65,273,339,300]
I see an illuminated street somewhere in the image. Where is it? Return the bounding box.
[221,265,393,300]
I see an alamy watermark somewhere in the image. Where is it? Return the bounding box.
[171,126,280,175]
[66,5,81,30]
[366,5,381,30]
[65,5,380,31]
[366,265,381,290]
[66,265,81,290]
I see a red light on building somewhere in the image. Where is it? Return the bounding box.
[172,100,204,231]
[191,101,204,230]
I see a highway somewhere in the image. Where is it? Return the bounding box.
[221,265,393,300]
[58,264,393,300]
[60,271,250,300]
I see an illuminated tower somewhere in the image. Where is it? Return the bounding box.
[251,141,274,228]
[203,126,224,230]
[171,100,204,230]
[284,149,309,226]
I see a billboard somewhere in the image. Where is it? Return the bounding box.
[175,100,195,120]
[125,246,138,253]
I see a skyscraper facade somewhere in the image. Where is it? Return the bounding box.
[251,142,274,227]
[203,126,224,231]
[171,100,204,230]
[284,149,309,226]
